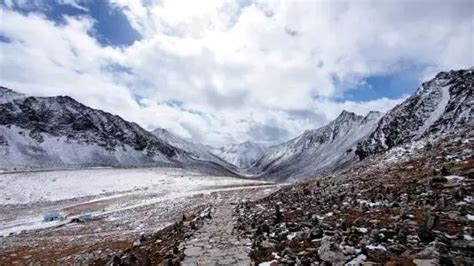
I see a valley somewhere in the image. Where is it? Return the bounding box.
[0,68,472,264]
[0,167,279,263]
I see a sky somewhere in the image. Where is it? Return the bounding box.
[0,0,473,147]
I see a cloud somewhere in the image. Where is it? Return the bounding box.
[0,0,472,146]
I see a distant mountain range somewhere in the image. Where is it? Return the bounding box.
[211,141,267,168]
[151,128,237,171]
[1,68,472,181]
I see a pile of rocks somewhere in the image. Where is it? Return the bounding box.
[235,132,474,265]
[91,206,213,265]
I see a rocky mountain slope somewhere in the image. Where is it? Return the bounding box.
[248,110,382,182]
[0,87,234,175]
[236,129,474,265]
[152,128,237,171]
[247,68,472,182]
[356,68,473,159]
[211,141,267,169]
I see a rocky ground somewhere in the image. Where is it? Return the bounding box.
[0,168,279,265]
[181,203,251,265]
[89,186,279,265]
[235,130,473,265]
[1,131,472,265]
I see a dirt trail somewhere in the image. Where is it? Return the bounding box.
[182,204,251,266]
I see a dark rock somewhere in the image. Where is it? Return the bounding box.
[418,214,439,243]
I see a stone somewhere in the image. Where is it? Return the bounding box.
[418,214,439,243]
[132,239,141,247]
[413,259,439,266]
[309,228,324,240]
[318,237,351,266]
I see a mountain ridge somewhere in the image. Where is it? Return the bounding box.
[152,128,238,171]
[211,141,267,169]
[0,88,236,176]
[356,68,473,159]
[1,68,472,180]
[247,110,383,182]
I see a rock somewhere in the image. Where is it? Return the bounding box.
[440,166,450,176]
[431,176,448,183]
[132,239,141,247]
[318,237,351,266]
[309,214,319,226]
[413,259,439,266]
[453,187,465,201]
[416,245,439,260]
[261,240,274,249]
[418,214,439,243]
[258,222,270,234]
[309,228,324,240]
[274,205,283,223]
[346,254,367,265]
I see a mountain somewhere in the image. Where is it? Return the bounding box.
[248,110,382,182]
[211,141,267,168]
[356,68,474,159]
[152,128,237,170]
[0,87,235,175]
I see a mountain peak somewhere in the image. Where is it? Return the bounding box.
[363,111,383,122]
[248,106,381,181]
[335,110,359,120]
[333,110,363,126]
[338,109,355,116]
[0,86,25,103]
[356,68,473,159]
[212,141,266,169]
[152,128,171,135]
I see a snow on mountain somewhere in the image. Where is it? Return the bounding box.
[0,87,235,175]
[211,141,267,168]
[1,69,470,179]
[356,68,473,159]
[152,128,237,170]
[248,110,382,182]
[0,86,25,103]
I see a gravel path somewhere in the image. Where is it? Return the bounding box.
[181,204,252,266]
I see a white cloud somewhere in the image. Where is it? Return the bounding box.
[0,0,473,146]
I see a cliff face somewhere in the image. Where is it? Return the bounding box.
[248,110,382,182]
[356,69,473,159]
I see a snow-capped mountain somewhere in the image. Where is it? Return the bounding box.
[1,69,471,178]
[152,128,237,170]
[248,110,382,182]
[211,141,267,168]
[0,87,235,175]
[356,68,473,159]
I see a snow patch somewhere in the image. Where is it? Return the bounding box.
[366,244,387,251]
[444,175,465,182]
[346,254,367,265]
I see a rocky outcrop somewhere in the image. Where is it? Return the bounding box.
[236,129,474,264]
[356,69,473,160]
[248,110,382,182]
[0,87,234,175]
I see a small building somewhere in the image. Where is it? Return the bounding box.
[43,212,61,222]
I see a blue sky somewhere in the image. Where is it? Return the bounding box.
[0,0,472,146]
[343,65,428,101]
[1,0,140,46]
